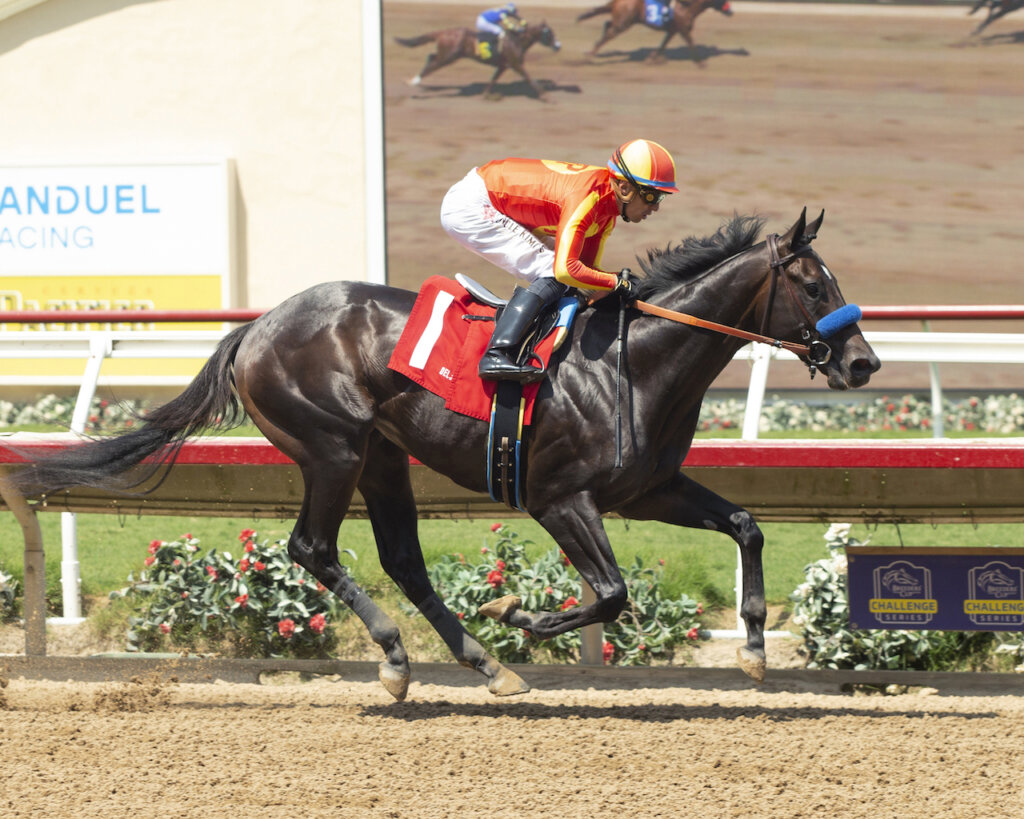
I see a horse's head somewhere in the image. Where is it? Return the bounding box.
[757,208,880,390]
[713,0,734,16]
[534,21,562,52]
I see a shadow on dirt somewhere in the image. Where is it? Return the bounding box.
[592,43,750,63]
[411,78,583,99]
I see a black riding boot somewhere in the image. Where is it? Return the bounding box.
[478,286,549,383]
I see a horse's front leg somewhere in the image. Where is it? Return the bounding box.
[512,63,546,99]
[484,64,507,98]
[649,28,675,61]
[480,492,628,638]
[619,472,768,682]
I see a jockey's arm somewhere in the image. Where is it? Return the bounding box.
[551,194,619,291]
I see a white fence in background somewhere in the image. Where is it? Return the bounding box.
[3,325,1024,629]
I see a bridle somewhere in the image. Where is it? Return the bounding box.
[632,232,845,376]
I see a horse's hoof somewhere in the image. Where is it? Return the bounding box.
[488,666,531,697]
[408,76,421,86]
[479,594,522,623]
[378,662,410,701]
[736,646,766,683]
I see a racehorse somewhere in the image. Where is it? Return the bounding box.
[9,209,879,701]
[577,0,733,63]
[395,20,561,98]
[968,0,1023,35]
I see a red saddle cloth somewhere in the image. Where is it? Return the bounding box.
[388,276,560,423]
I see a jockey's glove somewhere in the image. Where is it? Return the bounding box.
[614,269,637,303]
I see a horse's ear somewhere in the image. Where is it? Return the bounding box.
[803,209,824,243]
[780,207,808,248]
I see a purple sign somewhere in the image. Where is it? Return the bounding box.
[847,547,1024,632]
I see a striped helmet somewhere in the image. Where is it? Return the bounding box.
[607,139,678,193]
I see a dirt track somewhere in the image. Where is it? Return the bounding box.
[2,668,1023,818]
[383,1,1024,389]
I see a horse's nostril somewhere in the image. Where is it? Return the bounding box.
[851,357,881,378]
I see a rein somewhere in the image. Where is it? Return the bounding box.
[632,233,839,369]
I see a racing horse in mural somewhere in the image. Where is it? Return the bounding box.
[9,210,879,701]
[577,0,733,64]
[395,20,561,98]
[968,0,1023,36]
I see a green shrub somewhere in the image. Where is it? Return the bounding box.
[791,524,1022,672]
[423,523,708,666]
[111,529,351,658]
[0,562,18,621]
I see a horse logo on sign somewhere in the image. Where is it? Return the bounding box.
[965,561,1024,628]
[869,560,936,627]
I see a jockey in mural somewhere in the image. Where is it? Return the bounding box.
[440,138,678,382]
[475,3,527,58]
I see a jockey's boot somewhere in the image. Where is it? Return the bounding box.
[478,286,548,383]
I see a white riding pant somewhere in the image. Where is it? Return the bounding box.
[440,168,554,284]
[475,16,504,37]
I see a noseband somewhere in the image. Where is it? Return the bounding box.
[633,233,862,377]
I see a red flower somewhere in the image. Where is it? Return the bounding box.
[238,528,256,542]
[147,540,162,555]
[544,586,553,595]
[244,542,255,553]
[486,570,505,588]
[235,594,248,608]
[687,627,699,640]
[183,533,193,540]
[309,613,327,635]
[560,551,570,567]
[159,623,171,634]
[481,546,489,555]
[254,561,266,571]
[638,643,646,651]
[490,522,502,532]
[181,592,189,599]
[457,612,465,620]
[602,641,615,664]
[316,582,327,593]
[560,596,579,611]
[495,559,506,571]
[239,559,250,572]
[278,619,296,639]
[144,557,155,567]
[696,603,703,615]
[173,559,181,567]
[206,566,218,579]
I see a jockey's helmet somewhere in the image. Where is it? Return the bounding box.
[503,3,517,14]
[607,139,678,194]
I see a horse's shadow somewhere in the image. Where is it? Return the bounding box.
[974,28,1024,43]
[594,43,750,64]
[360,700,999,723]
[413,78,582,100]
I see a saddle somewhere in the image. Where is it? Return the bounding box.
[455,274,581,511]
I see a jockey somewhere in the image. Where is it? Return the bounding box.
[440,139,677,382]
[476,3,526,42]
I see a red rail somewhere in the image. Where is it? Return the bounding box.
[4,437,1024,470]
[3,306,1024,324]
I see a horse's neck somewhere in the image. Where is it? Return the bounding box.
[630,255,767,397]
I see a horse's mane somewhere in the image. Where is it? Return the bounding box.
[634,214,765,300]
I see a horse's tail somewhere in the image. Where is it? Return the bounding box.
[576,3,614,22]
[10,323,254,497]
[394,32,438,48]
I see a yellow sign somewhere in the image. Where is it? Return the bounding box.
[1,274,225,379]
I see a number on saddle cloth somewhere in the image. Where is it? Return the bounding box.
[644,0,673,27]
[475,32,497,61]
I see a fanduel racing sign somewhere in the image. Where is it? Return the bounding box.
[847,547,1024,632]
[0,161,232,276]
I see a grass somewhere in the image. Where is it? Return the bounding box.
[1,510,1019,621]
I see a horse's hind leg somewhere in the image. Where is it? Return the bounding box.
[358,434,529,697]
[290,454,413,699]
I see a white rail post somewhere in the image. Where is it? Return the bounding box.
[580,581,602,665]
[741,343,772,440]
[922,320,944,438]
[55,333,111,623]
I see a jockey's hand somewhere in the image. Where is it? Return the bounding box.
[614,269,637,303]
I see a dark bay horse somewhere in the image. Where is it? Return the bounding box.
[395,21,561,98]
[577,0,733,63]
[10,210,879,701]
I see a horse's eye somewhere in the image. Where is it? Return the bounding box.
[805,282,821,299]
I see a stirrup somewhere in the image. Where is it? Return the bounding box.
[479,351,545,384]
